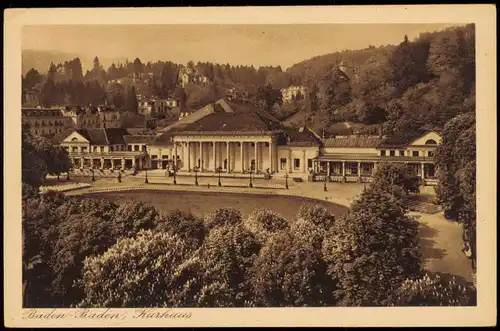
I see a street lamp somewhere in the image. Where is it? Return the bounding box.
[249,169,253,188]
[323,175,328,192]
[91,168,95,182]
[194,166,199,186]
[284,172,289,190]
[144,166,149,184]
[117,171,122,183]
[216,166,222,187]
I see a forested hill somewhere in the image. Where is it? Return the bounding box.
[287,23,475,141]
[22,24,475,141]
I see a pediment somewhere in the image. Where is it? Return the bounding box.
[62,131,89,143]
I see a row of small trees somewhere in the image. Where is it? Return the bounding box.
[22,166,475,308]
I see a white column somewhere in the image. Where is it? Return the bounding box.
[240,142,244,173]
[255,142,259,173]
[421,163,425,179]
[212,141,216,171]
[302,150,306,173]
[269,142,273,172]
[200,142,203,171]
[226,141,230,173]
[187,142,191,171]
[358,162,361,178]
[342,161,346,176]
[174,143,178,168]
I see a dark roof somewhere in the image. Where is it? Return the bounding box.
[52,128,130,145]
[123,135,155,144]
[51,128,75,144]
[151,128,177,145]
[321,135,383,148]
[103,128,129,145]
[278,127,323,147]
[378,129,443,147]
[177,111,281,133]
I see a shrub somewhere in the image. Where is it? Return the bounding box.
[389,273,476,306]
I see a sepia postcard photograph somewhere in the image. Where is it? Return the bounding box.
[4,5,497,327]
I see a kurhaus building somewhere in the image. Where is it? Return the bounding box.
[54,98,441,186]
[148,98,441,186]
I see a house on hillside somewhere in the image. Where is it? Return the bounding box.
[281,86,306,103]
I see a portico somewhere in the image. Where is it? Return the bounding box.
[172,134,277,174]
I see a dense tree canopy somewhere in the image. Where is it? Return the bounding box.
[322,187,422,306]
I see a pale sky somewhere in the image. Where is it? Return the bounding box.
[22,24,460,70]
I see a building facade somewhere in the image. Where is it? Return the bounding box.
[61,106,122,129]
[53,128,153,170]
[281,86,306,103]
[22,108,74,136]
[53,98,441,186]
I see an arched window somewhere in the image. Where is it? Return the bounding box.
[425,139,437,145]
[71,137,78,141]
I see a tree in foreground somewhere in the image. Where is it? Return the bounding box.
[244,208,289,243]
[371,162,421,197]
[154,209,207,247]
[80,230,195,307]
[323,187,422,306]
[388,273,476,306]
[192,224,261,307]
[203,207,243,230]
[111,200,158,239]
[290,204,336,249]
[434,112,476,268]
[251,230,334,307]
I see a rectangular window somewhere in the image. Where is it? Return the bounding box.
[134,145,139,152]
[128,145,132,151]
[412,151,419,157]
[428,151,435,157]
[294,158,300,170]
[72,147,78,152]
[162,155,169,159]
[399,150,405,156]
[110,146,114,152]
[151,155,158,160]
[81,147,87,153]
[307,159,313,168]
[389,150,395,157]
[100,146,104,153]
[280,158,287,170]
[380,150,386,156]
[93,146,97,152]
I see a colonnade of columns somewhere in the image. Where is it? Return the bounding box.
[173,140,274,173]
[320,161,435,179]
[71,156,142,170]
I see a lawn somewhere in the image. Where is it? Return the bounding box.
[87,189,349,221]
